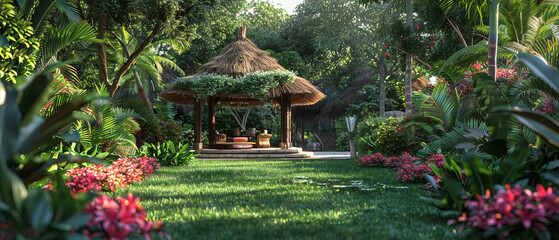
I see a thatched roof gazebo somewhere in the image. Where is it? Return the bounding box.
[160,26,325,150]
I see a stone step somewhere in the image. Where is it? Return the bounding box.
[199,147,302,154]
[198,151,314,159]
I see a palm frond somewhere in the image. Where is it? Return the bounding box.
[36,21,98,72]
[150,56,185,76]
[413,83,459,132]
[54,0,80,22]
[439,41,488,74]
[151,38,191,54]
[533,38,559,69]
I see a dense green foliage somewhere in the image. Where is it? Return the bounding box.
[354,116,387,155]
[139,141,197,166]
[0,0,39,83]
[173,70,296,100]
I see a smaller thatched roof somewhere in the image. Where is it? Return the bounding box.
[159,26,325,107]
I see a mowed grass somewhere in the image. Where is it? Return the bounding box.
[118,159,462,240]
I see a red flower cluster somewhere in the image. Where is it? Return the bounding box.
[46,157,160,193]
[396,154,444,182]
[83,193,169,240]
[358,153,445,182]
[449,184,559,238]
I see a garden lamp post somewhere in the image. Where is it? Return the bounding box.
[345,116,357,158]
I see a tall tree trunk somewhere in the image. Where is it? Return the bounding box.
[95,12,109,88]
[488,0,500,80]
[404,0,414,114]
[379,51,386,118]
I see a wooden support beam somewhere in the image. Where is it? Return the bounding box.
[194,99,203,150]
[208,96,216,133]
[280,95,292,149]
[300,116,304,148]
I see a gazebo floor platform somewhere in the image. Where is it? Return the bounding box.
[197,147,313,159]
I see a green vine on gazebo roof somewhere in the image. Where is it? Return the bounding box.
[172,70,296,100]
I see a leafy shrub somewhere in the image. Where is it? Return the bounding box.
[374,118,410,156]
[173,70,296,100]
[335,132,350,151]
[400,114,435,152]
[83,193,169,239]
[448,184,559,239]
[140,141,197,166]
[354,116,387,156]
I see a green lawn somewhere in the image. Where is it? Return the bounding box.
[118,159,462,240]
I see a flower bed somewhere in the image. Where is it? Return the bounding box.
[448,184,559,239]
[358,153,444,182]
[84,193,169,240]
[46,156,160,193]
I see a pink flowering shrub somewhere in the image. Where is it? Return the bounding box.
[357,152,418,168]
[45,157,160,193]
[448,184,559,239]
[358,153,445,183]
[83,193,170,240]
[448,62,525,99]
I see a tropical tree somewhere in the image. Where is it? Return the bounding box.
[1,0,98,84]
[76,0,231,97]
[358,0,415,114]
[440,0,559,80]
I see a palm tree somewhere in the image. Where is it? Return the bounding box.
[442,0,559,80]
[404,0,414,114]
[440,0,500,79]
[109,28,188,140]
[14,0,98,81]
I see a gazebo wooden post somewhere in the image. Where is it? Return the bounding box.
[194,99,204,151]
[280,95,292,149]
[208,96,216,133]
[299,116,304,148]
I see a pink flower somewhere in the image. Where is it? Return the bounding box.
[83,193,168,239]
[449,184,559,238]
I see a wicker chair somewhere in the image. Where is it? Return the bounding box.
[209,133,227,144]
[256,133,272,148]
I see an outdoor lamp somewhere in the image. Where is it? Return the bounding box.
[345,116,357,158]
[345,116,357,133]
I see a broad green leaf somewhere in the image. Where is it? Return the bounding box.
[517,52,559,93]
[17,74,51,127]
[473,72,508,140]
[0,163,28,212]
[25,188,53,230]
[423,174,439,190]
[463,151,493,194]
[0,90,21,161]
[496,141,530,185]
[495,106,559,147]
[16,115,44,154]
[542,170,559,185]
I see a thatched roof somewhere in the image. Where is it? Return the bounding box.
[160,26,325,107]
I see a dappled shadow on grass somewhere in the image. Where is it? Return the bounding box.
[118,159,462,240]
